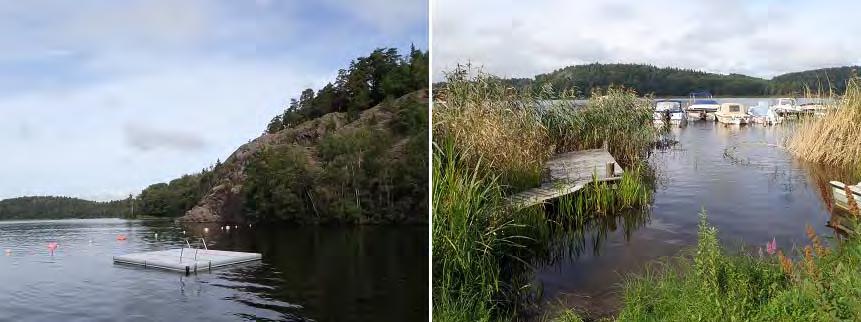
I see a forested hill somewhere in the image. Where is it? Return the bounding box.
[0,196,133,220]
[770,66,859,94]
[177,46,429,224]
[2,46,428,224]
[506,63,859,97]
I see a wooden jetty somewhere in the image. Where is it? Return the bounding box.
[114,248,261,274]
[508,148,623,209]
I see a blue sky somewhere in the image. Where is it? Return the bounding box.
[0,0,427,200]
[433,0,861,80]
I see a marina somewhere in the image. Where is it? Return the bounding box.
[658,96,835,125]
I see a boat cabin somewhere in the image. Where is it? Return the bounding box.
[718,103,749,116]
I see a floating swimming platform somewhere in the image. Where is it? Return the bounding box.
[113,248,262,274]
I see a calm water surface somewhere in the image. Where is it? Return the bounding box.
[0,220,427,321]
[535,120,858,317]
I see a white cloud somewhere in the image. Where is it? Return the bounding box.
[0,1,425,200]
[432,0,861,80]
[0,57,330,200]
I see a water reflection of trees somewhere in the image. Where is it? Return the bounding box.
[533,206,652,268]
[135,221,428,321]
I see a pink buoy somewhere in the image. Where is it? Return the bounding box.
[47,242,58,255]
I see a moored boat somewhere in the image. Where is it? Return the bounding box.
[715,102,750,125]
[748,101,781,125]
[653,100,687,126]
[772,98,800,114]
[830,181,861,211]
[800,100,830,117]
[686,92,719,120]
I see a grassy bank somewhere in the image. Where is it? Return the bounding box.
[432,66,658,321]
[613,209,861,321]
[788,78,861,170]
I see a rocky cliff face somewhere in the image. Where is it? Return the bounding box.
[177,90,427,223]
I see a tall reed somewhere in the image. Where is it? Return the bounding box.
[541,87,657,166]
[788,78,861,169]
[434,65,551,191]
[432,137,509,321]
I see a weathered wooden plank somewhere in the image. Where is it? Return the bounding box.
[507,148,623,209]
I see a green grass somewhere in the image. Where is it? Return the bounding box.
[618,211,861,321]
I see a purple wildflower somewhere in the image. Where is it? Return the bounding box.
[766,237,777,255]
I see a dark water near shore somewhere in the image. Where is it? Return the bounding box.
[0,219,427,321]
[535,121,858,318]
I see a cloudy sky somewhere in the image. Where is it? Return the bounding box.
[432,0,861,80]
[0,0,426,201]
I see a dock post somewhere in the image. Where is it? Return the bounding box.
[602,140,608,151]
[606,162,614,177]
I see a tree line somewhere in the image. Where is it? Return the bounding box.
[0,196,134,220]
[504,63,859,97]
[266,45,428,133]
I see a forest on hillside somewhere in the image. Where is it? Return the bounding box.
[143,46,429,223]
[502,63,859,97]
[0,46,428,222]
[0,196,134,220]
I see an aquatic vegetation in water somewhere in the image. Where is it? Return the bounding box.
[540,87,658,167]
[433,64,552,192]
[788,78,861,169]
[432,65,659,321]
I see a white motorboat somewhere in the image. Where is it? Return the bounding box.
[748,101,781,124]
[654,100,687,126]
[686,92,720,120]
[715,102,750,125]
[772,98,800,114]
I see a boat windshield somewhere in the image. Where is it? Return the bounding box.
[692,99,718,105]
[776,98,796,105]
[749,106,769,116]
[655,101,682,112]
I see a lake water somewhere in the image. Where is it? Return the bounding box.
[0,219,427,321]
[534,120,858,318]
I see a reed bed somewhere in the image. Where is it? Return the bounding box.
[541,88,657,166]
[434,65,552,191]
[788,78,861,169]
[433,65,659,321]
